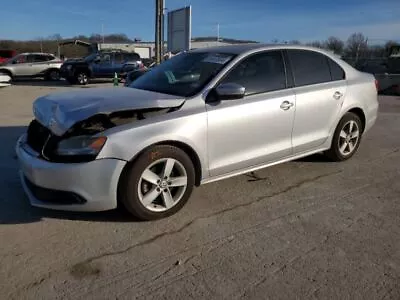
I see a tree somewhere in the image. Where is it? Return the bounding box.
[306,41,323,48]
[289,40,301,45]
[324,36,344,54]
[346,33,368,59]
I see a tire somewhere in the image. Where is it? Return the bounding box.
[325,112,363,161]
[120,145,195,220]
[0,69,13,81]
[75,71,89,85]
[45,69,60,81]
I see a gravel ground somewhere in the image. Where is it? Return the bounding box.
[0,81,399,300]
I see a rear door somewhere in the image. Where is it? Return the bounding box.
[30,54,52,76]
[286,49,346,153]
[112,52,125,74]
[12,54,32,76]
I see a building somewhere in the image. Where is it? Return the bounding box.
[96,37,259,59]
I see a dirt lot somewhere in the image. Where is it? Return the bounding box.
[0,81,399,300]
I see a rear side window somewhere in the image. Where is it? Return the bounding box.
[32,54,48,62]
[327,58,345,81]
[287,49,331,87]
[221,50,286,95]
[45,55,55,61]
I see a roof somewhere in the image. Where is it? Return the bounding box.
[191,43,330,55]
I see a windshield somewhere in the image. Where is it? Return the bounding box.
[129,52,236,97]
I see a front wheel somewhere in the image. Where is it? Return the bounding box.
[120,145,195,220]
[325,112,363,161]
[75,71,89,85]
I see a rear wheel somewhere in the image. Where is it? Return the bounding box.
[45,69,60,81]
[120,145,195,220]
[325,112,363,161]
[0,70,13,82]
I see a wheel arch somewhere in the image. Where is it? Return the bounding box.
[0,68,13,78]
[74,66,92,77]
[347,107,366,133]
[118,140,203,189]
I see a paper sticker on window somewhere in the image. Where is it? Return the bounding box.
[203,54,232,64]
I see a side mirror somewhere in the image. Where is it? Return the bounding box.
[94,56,101,63]
[215,82,245,100]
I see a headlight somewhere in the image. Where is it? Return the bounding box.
[56,136,107,156]
[66,65,72,70]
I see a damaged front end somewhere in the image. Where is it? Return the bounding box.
[26,107,175,163]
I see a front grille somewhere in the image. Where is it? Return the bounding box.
[24,176,86,205]
[27,120,51,153]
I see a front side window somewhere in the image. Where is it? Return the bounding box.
[287,49,332,87]
[220,50,286,95]
[129,52,236,97]
[101,53,111,63]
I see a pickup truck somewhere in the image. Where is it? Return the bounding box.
[60,50,143,85]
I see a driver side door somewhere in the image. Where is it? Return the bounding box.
[206,50,296,177]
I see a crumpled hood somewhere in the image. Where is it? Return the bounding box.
[33,87,185,136]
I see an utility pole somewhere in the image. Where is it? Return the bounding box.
[155,0,164,64]
[101,23,105,44]
[217,23,220,45]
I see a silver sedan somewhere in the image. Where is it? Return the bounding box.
[16,44,379,220]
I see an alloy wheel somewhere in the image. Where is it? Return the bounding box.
[77,73,88,85]
[338,120,360,156]
[137,158,188,212]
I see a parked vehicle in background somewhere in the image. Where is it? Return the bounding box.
[0,50,17,64]
[123,68,149,86]
[119,61,145,82]
[16,44,378,220]
[0,53,62,81]
[357,59,400,95]
[60,50,142,85]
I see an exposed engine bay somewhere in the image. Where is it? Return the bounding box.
[26,107,175,163]
[64,107,172,136]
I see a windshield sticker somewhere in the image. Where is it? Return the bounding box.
[202,54,232,64]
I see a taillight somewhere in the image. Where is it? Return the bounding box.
[375,79,379,91]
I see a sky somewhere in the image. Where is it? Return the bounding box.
[0,0,399,43]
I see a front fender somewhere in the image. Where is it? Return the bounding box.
[97,111,208,179]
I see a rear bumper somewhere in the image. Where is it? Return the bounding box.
[16,134,127,212]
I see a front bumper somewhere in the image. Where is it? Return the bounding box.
[16,134,127,212]
[59,67,74,79]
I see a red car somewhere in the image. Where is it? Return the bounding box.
[0,50,16,64]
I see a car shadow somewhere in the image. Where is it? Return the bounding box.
[11,78,113,88]
[0,126,333,225]
[0,126,139,224]
[294,153,332,163]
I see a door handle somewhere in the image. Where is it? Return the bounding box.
[333,91,343,100]
[280,101,294,110]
